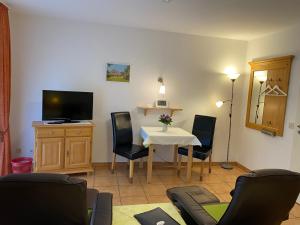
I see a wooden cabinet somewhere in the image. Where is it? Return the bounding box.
[32,122,94,174]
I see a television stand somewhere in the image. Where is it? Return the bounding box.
[32,121,95,175]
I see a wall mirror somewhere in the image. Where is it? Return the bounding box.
[246,55,294,136]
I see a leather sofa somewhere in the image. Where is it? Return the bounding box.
[167,169,300,225]
[0,173,112,225]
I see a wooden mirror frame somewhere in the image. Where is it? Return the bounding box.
[245,55,294,136]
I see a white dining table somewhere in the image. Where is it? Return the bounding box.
[140,126,201,183]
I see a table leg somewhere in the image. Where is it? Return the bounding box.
[173,145,178,168]
[186,145,193,182]
[147,144,154,183]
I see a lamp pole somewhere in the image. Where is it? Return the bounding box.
[254,81,264,124]
[217,70,239,169]
[221,79,235,170]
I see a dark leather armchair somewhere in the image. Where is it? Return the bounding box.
[177,115,216,180]
[111,112,148,183]
[0,173,112,225]
[167,169,300,225]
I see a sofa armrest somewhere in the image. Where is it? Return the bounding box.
[90,192,113,225]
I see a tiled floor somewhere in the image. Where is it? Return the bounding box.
[73,163,300,224]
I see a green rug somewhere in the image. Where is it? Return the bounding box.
[113,203,186,225]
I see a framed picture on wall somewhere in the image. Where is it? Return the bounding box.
[106,63,130,82]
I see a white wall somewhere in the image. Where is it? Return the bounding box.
[290,87,300,203]
[237,25,300,170]
[9,13,247,163]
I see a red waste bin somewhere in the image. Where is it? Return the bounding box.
[11,157,33,174]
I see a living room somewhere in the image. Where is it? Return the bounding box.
[0,1,300,225]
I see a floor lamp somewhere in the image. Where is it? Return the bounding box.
[216,71,240,170]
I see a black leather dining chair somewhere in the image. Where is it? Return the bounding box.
[177,115,216,181]
[111,112,148,183]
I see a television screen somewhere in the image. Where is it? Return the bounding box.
[42,90,93,121]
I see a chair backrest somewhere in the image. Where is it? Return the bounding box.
[111,112,133,150]
[192,115,216,150]
[0,173,88,225]
[218,169,300,225]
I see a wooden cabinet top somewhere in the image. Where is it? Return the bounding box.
[32,121,95,128]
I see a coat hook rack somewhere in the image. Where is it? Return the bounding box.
[246,55,294,137]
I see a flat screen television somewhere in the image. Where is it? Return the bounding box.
[42,90,93,123]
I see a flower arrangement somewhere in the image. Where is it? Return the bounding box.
[159,114,173,125]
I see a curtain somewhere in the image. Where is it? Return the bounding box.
[0,3,11,176]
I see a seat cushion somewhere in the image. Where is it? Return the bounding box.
[178,146,211,160]
[167,186,220,225]
[115,144,148,160]
[167,186,220,207]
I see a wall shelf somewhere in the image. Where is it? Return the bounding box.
[138,106,183,116]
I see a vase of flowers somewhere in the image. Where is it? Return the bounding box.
[159,114,172,132]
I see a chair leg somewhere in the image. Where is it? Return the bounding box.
[173,145,178,168]
[126,160,130,169]
[209,153,212,174]
[200,161,204,181]
[129,160,134,183]
[177,155,182,176]
[139,158,144,169]
[111,153,116,174]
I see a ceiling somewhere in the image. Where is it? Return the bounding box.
[3,0,300,40]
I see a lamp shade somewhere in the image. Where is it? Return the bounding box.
[216,100,224,108]
[227,73,240,80]
[254,70,268,82]
[159,84,166,95]
[224,66,240,80]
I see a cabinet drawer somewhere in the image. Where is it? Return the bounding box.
[36,128,65,138]
[66,128,92,137]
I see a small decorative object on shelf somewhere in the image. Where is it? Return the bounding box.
[159,114,172,132]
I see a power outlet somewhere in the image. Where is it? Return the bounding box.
[289,122,295,129]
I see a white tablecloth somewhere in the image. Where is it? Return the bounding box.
[140,126,201,147]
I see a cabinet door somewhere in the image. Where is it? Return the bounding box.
[36,138,64,171]
[65,137,91,169]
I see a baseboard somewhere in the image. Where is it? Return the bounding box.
[92,161,241,168]
[235,162,251,172]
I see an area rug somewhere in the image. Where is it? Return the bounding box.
[113,203,186,225]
